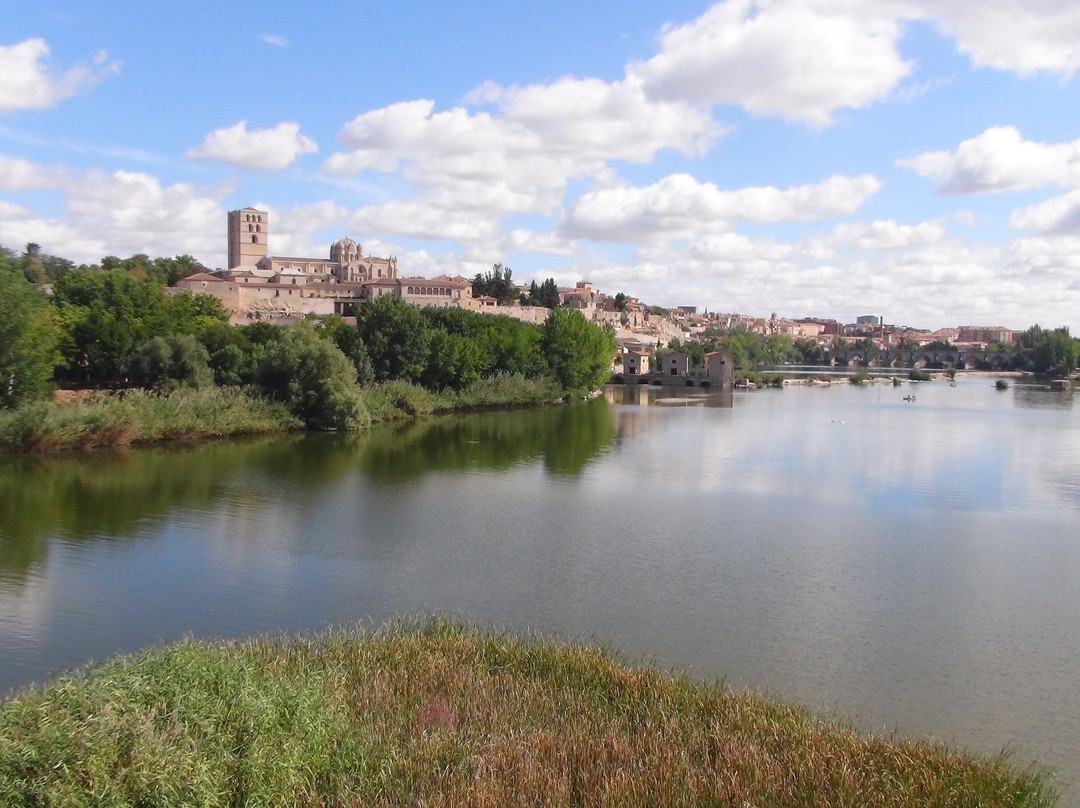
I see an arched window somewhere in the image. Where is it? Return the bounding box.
[256,225,261,232]
[252,235,258,243]
[248,224,253,232]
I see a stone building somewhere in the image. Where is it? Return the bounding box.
[223,207,397,284]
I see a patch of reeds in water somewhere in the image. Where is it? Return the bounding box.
[0,387,300,452]
[0,616,1057,807]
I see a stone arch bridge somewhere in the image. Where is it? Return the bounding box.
[826,348,1011,370]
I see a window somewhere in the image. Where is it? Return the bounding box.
[256,225,261,232]
[252,235,258,243]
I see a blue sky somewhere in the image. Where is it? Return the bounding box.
[2,0,1079,331]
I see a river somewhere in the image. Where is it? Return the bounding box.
[1,377,1078,801]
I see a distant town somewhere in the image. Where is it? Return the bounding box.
[173,207,1018,355]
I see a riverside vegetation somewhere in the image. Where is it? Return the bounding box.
[0,617,1056,807]
[1,247,614,451]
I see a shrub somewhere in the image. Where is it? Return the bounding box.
[258,323,365,431]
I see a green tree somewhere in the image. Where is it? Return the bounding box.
[1014,325,1078,376]
[719,325,768,371]
[355,295,431,382]
[793,338,825,364]
[0,256,63,407]
[421,330,482,391]
[613,292,628,312]
[258,322,364,430]
[520,278,560,309]
[128,334,213,391]
[540,308,617,394]
[471,263,517,305]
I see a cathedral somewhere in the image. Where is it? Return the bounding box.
[223,206,397,285]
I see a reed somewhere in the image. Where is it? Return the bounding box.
[0,616,1057,807]
[435,373,563,411]
[0,388,299,452]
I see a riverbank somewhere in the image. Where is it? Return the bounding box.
[0,617,1057,807]
[0,374,564,454]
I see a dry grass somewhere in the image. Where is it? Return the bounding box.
[0,616,1057,807]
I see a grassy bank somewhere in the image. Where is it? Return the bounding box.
[0,617,1056,807]
[0,374,565,453]
[0,387,301,452]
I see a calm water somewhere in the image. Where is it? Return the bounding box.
[1,378,1078,800]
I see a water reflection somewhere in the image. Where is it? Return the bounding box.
[605,384,733,408]
[0,400,615,584]
[2,379,1079,802]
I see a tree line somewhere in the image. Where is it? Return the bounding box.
[660,323,1078,377]
[1,246,617,428]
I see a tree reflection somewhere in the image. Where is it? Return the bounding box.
[0,402,616,583]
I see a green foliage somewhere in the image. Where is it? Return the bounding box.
[470,262,518,305]
[852,369,869,385]
[519,277,560,309]
[0,388,297,452]
[258,323,366,431]
[1013,325,1078,377]
[0,258,64,408]
[613,292,628,312]
[794,337,826,364]
[718,325,769,371]
[355,295,431,382]
[908,368,932,381]
[361,380,438,422]
[540,308,617,395]
[421,329,482,391]
[51,268,228,384]
[311,314,374,386]
[128,334,213,391]
[0,618,1057,807]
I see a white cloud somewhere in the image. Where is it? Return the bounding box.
[561,173,882,241]
[898,126,1080,194]
[258,34,289,48]
[1009,189,1080,234]
[0,164,229,263]
[828,217,954,250]
[324,76,720,218]
[632,0,912,126]
[910,0,1080,77]
[0,154,69,190]
[187,121,318,171]
[0,38,120,113]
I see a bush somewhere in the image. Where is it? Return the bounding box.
[258,323,366,431]
[908,369,932,381]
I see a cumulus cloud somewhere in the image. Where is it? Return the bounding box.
[324,77,719,216]
[0,39,121,113]
[0,163,229,263]
[828,217,954,250]
[632,0,912,126]
[898,126,1080,194]
[1009,189,1080,234]
[561,173,882,241]
[910,0,1080,77]
[0,154,69,190]
[187,120,318,171]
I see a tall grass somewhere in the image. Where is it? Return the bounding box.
[0,387,300,452]
[434,373,563,411]
[0,616,1057,807]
